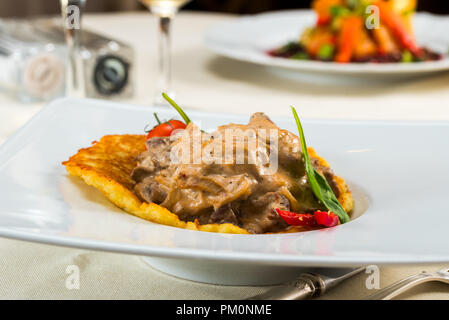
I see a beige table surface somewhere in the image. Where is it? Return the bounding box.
[0,11,448,300]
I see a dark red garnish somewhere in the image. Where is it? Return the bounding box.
[276,209,340,228]
[275,209,316,227]
[313,211,339,227]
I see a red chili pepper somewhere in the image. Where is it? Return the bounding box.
[146,120,186,140]
[314,211,340,227]
[374,1,421,55]
[275,209,316,227]
[276,209,340,228]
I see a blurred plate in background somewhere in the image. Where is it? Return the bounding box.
[204,10,449,77]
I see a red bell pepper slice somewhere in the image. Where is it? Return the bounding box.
[276,209,340,228]
[275,209,316,227]
[314,211,340,227]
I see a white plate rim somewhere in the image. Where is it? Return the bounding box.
[1,98,449,267]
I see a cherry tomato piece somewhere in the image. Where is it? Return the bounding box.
[146,120,186,140]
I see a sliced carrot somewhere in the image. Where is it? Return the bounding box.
[355,29,378,58]
[335,16,363,63]
[388,0,417,15]
[312,0,343,17]
[374,0,421,55]
[372,25,399,55]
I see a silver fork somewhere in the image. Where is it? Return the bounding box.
[365,267,449,300]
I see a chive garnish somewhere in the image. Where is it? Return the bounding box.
[291,106,350,224]
[162,93,191,124]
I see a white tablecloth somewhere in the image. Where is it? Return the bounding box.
[0,11,448,300]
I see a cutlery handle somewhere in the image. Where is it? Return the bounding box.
[364,272,434,300]
[247,276,317,300]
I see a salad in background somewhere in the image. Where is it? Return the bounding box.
[268,0,443,63]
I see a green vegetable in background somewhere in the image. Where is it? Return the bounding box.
[291,106,351,224]
[292,52,309,60]
[317,44,335,60]
[401,50,414,63]
[330,5,351,18]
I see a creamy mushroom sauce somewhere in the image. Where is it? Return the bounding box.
[131,113,340,234]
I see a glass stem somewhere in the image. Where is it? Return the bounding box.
[156,15,173,104]
[66,35,85,97]
[61,0,86,98]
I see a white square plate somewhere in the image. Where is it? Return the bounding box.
[0,98,448,284]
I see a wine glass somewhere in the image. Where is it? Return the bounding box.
[60,0,86,97]
[140,0,192,105]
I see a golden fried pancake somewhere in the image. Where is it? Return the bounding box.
[63,135,249,234]
[63,134,353,234]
